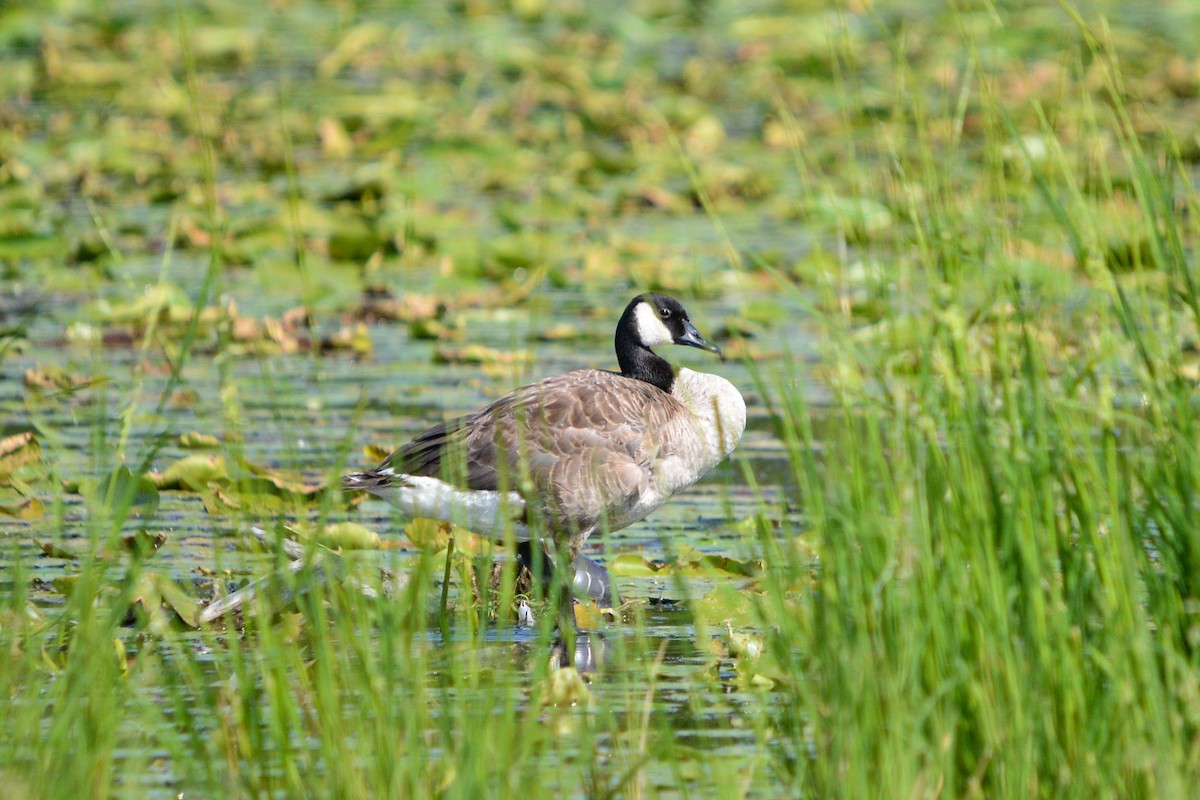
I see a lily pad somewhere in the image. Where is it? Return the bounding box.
[672,545,762,577]
[149,454,229,491]
[24,367,98,394]
[404,518,451,551]
[91,466,160,520]
[178,432,221,449]
[0,496,43,520]
[693,582,759,628]
[154,573,201,628]
[433,344,534,367]
[96,282,191,324]
[38,539,75,559]
[316,522,381,551]
[609,553,665,577]
[541,665,591,708]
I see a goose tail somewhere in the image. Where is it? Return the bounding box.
[341,467,397,492]
[342,469,531,541]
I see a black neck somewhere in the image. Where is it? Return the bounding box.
[615,301,675,392]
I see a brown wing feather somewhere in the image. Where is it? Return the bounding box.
[377,369,693,533]
[382,415,486,486]
[475,370,690,532]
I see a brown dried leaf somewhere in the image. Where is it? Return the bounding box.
[281,306,312,330]
[0,432,39,478]
[320,323,372,356]
[24,367,94,392]
[433,344,533,367]
[356,290,444,323]
[38,539,76,559]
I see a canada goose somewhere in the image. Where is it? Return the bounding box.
[343,293,746,628]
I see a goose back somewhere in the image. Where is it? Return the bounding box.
[381,368,720,540]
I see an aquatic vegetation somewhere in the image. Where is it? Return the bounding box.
[2,0,1200,797]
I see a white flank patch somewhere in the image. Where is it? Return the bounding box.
[363,474,531,541]
[633,301,673,347]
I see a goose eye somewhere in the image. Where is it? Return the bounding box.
[659,307,671,319]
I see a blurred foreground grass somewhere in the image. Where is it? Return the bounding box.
[3,0,1200,797]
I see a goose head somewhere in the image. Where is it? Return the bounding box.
[615,293,721,390]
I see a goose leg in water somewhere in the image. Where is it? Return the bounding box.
[555,544,578,651]
[516,540,616,608]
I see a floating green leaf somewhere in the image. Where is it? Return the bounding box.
[91,466,160,520]
[0,496,43,520]
[609,553,664,577]
[316,522,380,551]
[150,454,229,491]
[541,666,591,708]
[693,583,758,628]
[178,432,221,449]
[155,574,201,628]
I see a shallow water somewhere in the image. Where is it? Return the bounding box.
[0,2,832,792]
[3,261,817,796]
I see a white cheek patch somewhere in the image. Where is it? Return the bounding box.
[634,302,673,346]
